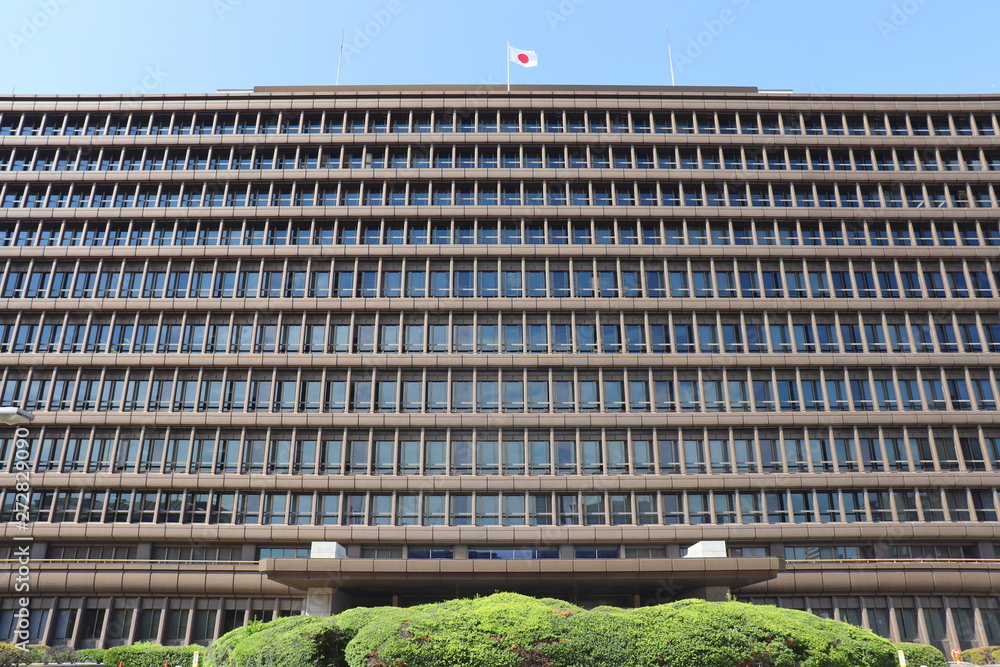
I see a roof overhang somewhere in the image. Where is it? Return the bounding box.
[260,556,784,599]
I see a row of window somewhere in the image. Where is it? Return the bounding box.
[4,366,999,415]
[22,542,982,563]
[8,596,1000,649]
[5,487,998,526]
[0,607,222,647]
[782,544,977,561]
[4,260,997,299]
[356,544,985,561]
[6,218,1000,248]
[9,594,998,648]
[739,597,1000,648]
[8,425,997,475]
[6,144,999,173]
[1,179,996,208]
[7,310,1000,356]
[3,109,994,137]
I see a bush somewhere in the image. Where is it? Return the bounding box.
[332,593,896,667]
[43,645,85,664]
[543,599,896,667]
[205,615,339,667]
[344,593,579,667]
[101,642,205,667]
[960,646,1000,665]
[0,644,48,667]
[75,648,107,664]
[208,594,901,667]
[893,643,947,667]
[0,644,25,667]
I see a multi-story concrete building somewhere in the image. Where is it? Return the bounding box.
[1,84,999,652]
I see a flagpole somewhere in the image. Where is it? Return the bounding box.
[336,29,346,86]
[506,40,511,92]
[667,25,676,86]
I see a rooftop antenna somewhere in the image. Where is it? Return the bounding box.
[336,29,346,86]
[667,25,676,86]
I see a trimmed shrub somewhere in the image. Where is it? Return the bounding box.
[542,599,896,667]
[0,644,47,667]
[332,593,896,667]
[43,645,86,664]
[344,593,577,667]
[206,615,339,667]
[894,643,947,667]
[101,642,205,667]
[208,594,900,667]
[74,647,106,664]
[959,646,1000,665]
[204,624,249,667]
[0,643,26,667]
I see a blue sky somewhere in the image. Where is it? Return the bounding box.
[3,0,998,95]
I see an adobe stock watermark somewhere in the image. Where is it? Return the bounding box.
[212,0,246,21]
[122,65,169,109]
[8,0,73,54]
[675,0,753,74]
[9,426,34,651]
[877,0,931,40]
[342,0,409,64]
[545,0,589,30]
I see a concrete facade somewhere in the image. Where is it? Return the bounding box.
[0,85,998,651]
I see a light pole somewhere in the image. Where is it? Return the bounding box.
[0,407,33,425]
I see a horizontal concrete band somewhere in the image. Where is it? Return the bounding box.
[741,561,1000,596]
[5,244,1000,261]
[22,470,1000,493]
[4,559,998,603]
[3,296,992,313]
[1,205,998,221]
[7,521,998,545]
[20,410,1000,428]
[7,85,998,108]
[0,561,292,596]
[260,555,783,593]
[1,166,995,184]
[7,351,997,369]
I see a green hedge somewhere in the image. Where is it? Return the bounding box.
[205,615,340,667]
[960,646,1000,665]
[894,642,947,667]
[102,642,205,667]
[344,593,582,667]
[0,643,49,667]
[351,595,897,667]
[539,600,896,667]
[75,648,107,663]
[207,594,899,667]
[0,643,26,667]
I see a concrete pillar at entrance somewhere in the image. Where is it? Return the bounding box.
[304,589,333,617]
[303,588,358,616]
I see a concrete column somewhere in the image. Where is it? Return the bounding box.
[303,589,333,617]
[303,588,357,616]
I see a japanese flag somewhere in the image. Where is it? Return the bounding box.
[508,45,538,67]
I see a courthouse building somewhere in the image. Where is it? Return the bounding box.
[0,84,999,651]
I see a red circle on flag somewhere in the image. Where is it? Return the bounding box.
[517,53,530,64]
